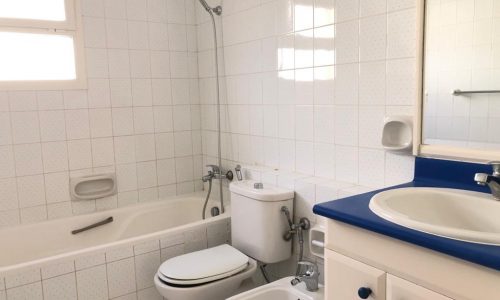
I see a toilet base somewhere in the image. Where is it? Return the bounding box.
[154,258,258,300]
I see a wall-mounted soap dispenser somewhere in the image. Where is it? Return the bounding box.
[381,116,413,154]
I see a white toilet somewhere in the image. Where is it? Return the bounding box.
[154,180,294,300]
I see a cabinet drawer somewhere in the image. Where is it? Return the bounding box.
[326,250,386,299]
[387,275,453,300]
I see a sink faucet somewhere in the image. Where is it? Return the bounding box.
[474,162,500,200]
[290,261,319,292]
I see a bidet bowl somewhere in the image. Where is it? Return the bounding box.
[227,276,324,300]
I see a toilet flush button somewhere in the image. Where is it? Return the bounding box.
[254,183,264,189]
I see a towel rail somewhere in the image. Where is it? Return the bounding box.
[453,89,500,96]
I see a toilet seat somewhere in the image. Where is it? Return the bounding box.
[158,244,249,286]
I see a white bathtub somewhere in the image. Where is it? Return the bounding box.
[0,192,229,274]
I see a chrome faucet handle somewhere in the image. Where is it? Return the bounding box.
[206,164,220,173]
[291,261,320,292]
[474,173,489,185]
[488,161,500,176]
[298,261,319,275]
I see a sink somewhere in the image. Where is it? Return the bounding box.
[227,277,324,300]
[369,187,500,245]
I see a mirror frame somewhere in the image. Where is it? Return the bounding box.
[413,0,500,163]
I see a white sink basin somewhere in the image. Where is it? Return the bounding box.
[227,277,324,300]
[369,187,500,245]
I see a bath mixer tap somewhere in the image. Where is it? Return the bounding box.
[291,261,320,292]
[203,165,233,182]
[475,162,500,200]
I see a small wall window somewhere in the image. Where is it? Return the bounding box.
[0,0,86,90]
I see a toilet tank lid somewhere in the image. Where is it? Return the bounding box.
[229,181,294,201]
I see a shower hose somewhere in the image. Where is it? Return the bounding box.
[202,178,213,220]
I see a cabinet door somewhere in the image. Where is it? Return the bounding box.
[387,275,453,300]
[326,250,386,299]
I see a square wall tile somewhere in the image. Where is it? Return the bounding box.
[39,111,66,142]
[0,178,18,211]
[107,257,136,298]
[11,112,40,144]
[6,282,43,300]
[14,143,43,176]
[135,251,161,290]
[76,265,108,300]
[42,273,77,300]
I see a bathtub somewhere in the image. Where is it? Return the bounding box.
[0,192,231,299]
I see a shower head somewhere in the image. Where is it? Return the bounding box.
[198,0,212,12]
[197,0,222,15]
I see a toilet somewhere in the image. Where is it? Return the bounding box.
[154,180,294,300]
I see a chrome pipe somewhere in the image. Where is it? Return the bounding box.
[197,0,224,213]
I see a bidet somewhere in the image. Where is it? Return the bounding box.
[227,276,324,300]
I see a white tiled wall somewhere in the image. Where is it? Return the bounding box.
[424,0,500,148]
[198,0,416,190]
[0,0,204,228]
[0,218,230,300]
[194,0,418,281]
[1,0,421,292]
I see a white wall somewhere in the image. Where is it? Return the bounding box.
[424,0,500,148]
[199,0,417,190]
[0,0,203,228]
[195,0,419,280]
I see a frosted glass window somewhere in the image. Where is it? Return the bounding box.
[0,32,76,81]
[0,0,66,21]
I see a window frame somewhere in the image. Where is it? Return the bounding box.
[0,0,86,90]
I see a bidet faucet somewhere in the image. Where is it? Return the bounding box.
[474,162,500,200]
[290,261,319,292]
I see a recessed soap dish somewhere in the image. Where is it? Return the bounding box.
[381,116,413,153]
[70,173,117,201]
[309,225,325,259]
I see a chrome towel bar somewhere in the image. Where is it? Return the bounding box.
[453,89,500,96]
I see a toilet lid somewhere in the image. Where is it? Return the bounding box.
[158,244,249,285]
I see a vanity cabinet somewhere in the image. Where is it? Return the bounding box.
[324,220,500,300]
[326,249,451,300]
[326,250,386,299]
[387,275,452,300]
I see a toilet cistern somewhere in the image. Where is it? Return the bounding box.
[475,162,500,200]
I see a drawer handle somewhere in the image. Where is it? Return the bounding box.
[358,287,372,299]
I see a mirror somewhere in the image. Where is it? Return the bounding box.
[422,0,500,152]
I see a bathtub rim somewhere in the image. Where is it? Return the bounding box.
[0,192,230,275]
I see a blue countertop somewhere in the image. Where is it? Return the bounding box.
[313,157,500,271]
